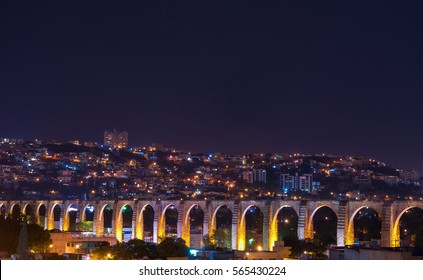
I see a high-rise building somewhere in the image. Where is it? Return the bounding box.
[280,174,296,194]
[280,173,312,193]
[104,130,128,148]
[297,174,312,192]
[242,171,254,184]
[242,169,267,184]
[253,169,267,184]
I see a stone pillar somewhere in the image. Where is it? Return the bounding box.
[336,201,346,247]
[5,201,10,218]
[60,202,67,231]
[232,202,239,250]
[93,202,100,235]
[269,203,278,252]
[47,201,54,230]
[114,202,122,242]
[209,204,217,235]
[135,204,143,240]
[131,202,137,240]
[381,202,394,248]
[263,202,270,251]
[42,203,48,230]
[153,203,159,243]
[28,203,36,224]
[181,202,191,246]
[177,202,183,239]
[110,202,116,235]
[297,201,308,240]
[74,201,81,227]
[203,201,210,238]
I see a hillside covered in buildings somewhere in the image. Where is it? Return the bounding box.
[0,138,422,202]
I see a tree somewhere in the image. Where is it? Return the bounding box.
[127,239,158,259]
[16,222,28,259]
[90,244,113,260]
[289,238,328,259]
[0,217,51,254]
[73,221,94,232]
[90,239,158,260]
[0,217,20,253]
[157,237,188,259]
[202,232,216,250]
[27,223,52,253]
[203,228,231,250]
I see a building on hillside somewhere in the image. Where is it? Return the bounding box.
[280,173,312,193]
[104,129,128,148]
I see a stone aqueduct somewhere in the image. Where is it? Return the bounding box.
[1,199,422,251]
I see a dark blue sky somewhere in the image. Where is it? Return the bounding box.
[1,1,423,171]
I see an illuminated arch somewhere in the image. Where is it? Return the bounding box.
[209,204,233,249]
[23,203,33,223]
[269,205,299,250]
[36,203,47,228]
[307,205,337,243]
[210,204,232,233]
[345,206,381,245]
[392,206,423,247]
[63,203,78,231]
[81,204,94,221]
[116,204,133,242]
[237,204,263,251]
[79,203,95,232]
[10,203,21,220]
[136,204,154,240]
[98,204,113,235]
[158,204,178,242]
[182,204,204,247]
[0,203,7,218]
[48,203,62,230]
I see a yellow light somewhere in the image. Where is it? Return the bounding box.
[257,246,263,251]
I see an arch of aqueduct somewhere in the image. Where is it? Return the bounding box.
[1,199,421,251]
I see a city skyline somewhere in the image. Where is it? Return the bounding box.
[1,133,422,174]
[2,2,423,173]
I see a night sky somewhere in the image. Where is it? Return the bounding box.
[1,1,423,171]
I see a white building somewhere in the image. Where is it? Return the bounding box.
[242,169,267,184]
[280,173,312,193]
[253,169,266,184]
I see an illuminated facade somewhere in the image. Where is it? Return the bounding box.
[2,199,422,251]
[242,169,267,184]
[104,129,128,149]
[280,173,312,193]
